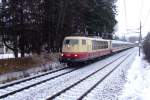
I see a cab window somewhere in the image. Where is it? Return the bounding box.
[64,39,79,45]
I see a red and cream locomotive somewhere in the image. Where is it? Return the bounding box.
[59,36,133,66]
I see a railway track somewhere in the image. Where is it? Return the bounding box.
[47,49,134,100]
[0,66,77,99]
[0,66,71,89]
[0,48,136,100]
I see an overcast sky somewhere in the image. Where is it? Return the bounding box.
[116,0,150,38]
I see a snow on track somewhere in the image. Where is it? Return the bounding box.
[53,51,131,100]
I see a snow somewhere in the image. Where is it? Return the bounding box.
[119,53,150,100]
[0,54,15,59]
[1,48,150,100]
[0,53,24,59]
[84,49,150,100]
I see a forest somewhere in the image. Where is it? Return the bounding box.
[0,0,117,58]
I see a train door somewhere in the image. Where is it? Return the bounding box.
[81,39,87,52]
[87,40,92,59]
[109,40,112,53]
[87,40,91,52]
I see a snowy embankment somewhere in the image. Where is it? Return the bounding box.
[119,53,150,100]
[0,62,62,84]
[0,53,62,84]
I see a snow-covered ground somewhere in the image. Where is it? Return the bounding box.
[0,54,15,59]
[119,53,150,100]
[1,48,150,100]
[84,48,137,100]
[0,53,24,59]
[83,48,150,100]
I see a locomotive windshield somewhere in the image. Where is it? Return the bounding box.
[64,39,79,45]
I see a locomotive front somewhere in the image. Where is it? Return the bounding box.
[60,37,81,64]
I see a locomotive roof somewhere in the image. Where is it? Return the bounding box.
[64,36,109,41]
[64,36,133,45]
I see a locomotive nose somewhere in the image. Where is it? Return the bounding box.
[61,53,79,58]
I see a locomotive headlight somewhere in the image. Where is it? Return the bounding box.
[61,54,64,56]
[67,45,70,48]
[74,54,78,57]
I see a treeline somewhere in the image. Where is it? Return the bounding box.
[143,32,150,62]
[0,0,117,57]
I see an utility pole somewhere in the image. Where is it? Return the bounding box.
[139,21,142,56]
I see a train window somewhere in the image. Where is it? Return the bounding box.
[92,40,97,50]
[92,40,108,50]
[100,41,103,49]
[82,40,86,45]
[103,42,105,48]
[104,41,108,48]
[100,41,108,49]
[106,42,108,48]
[98,41,101,49]
[102,41,104,49]
[65,40,70,44]
[64,39,79,45]
[104,42,105,48]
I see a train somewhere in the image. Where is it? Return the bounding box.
[59,36,134,66]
